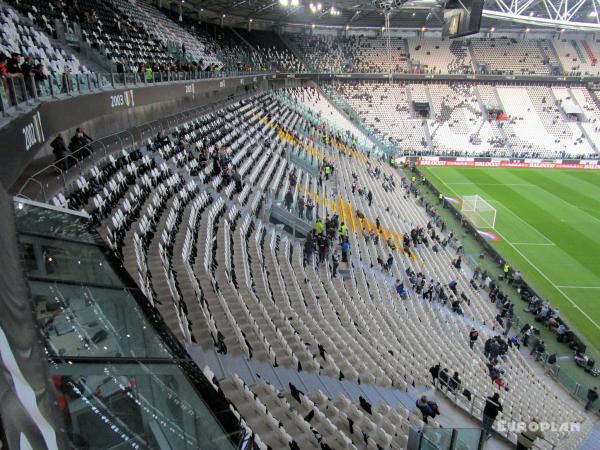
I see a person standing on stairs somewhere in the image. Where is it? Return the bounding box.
[482,393,503,438]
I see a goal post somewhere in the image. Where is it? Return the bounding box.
[461,195,496,229]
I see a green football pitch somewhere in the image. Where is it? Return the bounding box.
[419,166,600,353]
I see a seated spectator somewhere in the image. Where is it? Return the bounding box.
[448,371,462,393]
[416,395,439,424]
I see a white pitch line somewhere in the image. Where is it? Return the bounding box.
[447,182,536,187]
[493,227,600,332]
[511,242,556,246]
[487,198,555,246]
[427,171,600,332]
[556,285,600,289]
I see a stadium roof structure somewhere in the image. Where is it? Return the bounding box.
[180,0,600,31]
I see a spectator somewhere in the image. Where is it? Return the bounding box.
[51,133,69,171]
[448,280,458,295]
[331,251,339,278]
[69,127,93,158]
[305,198,314,221]
[482,393,503,437]
[469,327,479,350]
[429,363,440,383]
[6,53,23,75]
[0,54,8,76]
[585,387,598,411]
[341,238,350,263]
[396,280,406,299]
[297,196,305,219]
[439,367,450,389]
[20,57,33,80]
[32,63,47,82]
[448,371,461,393]
[416,396,439,424]
[0,54,19,79]
[284,190,294,211]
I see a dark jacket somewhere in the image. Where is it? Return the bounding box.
[51,136,68,159]
[483,396,503,419]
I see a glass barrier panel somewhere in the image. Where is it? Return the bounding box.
[19,234,122,285]
[52,362,237,450]
[12,76,28,104]
[421,428,453,450]
[29,281,172,359]
[455,428,483,449]
[1,77,13,105]
[15,202,95,243]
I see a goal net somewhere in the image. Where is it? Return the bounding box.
[461,195,496,229]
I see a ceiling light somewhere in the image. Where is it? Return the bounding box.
[291,0,299,5]
[279,0,289,6]
[381,26,385,31]
[560,28,565,32]
[412,12,416,16]
[590,11,598,17]
[346,25,350,30]
[490,27,495,32]
[421,26,426,31]
[317,2,322,10]
[525,27,530,32]
[249,18,253,22]
[311,23,315,28]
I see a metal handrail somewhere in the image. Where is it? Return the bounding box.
[16,88,266,203]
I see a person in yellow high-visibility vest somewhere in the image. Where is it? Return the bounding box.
[411,176,416,183]
[338,222,348,243]
[324,164,332,181]
[316,219,324,235]
[503,263,510,280]
[439,193,444,204]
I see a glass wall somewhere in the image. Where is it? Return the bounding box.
[15,200,241,450]
[420,427,484,450]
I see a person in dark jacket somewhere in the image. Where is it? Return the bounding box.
[284,190,294,211]
[469,327,479,349]
[429,363,440,383]
[51,133,69,171]
[448,371,461,393]
[69,127,93,158]
[482,393,503,437]
[585,386,598,411]
[416,396,439,424]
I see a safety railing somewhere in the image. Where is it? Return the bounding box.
[16,88,265,203]
[433,376,561,449]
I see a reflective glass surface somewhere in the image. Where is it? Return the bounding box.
[15,200,240,450]
[52,362,236,450]
[30,281,170,359]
